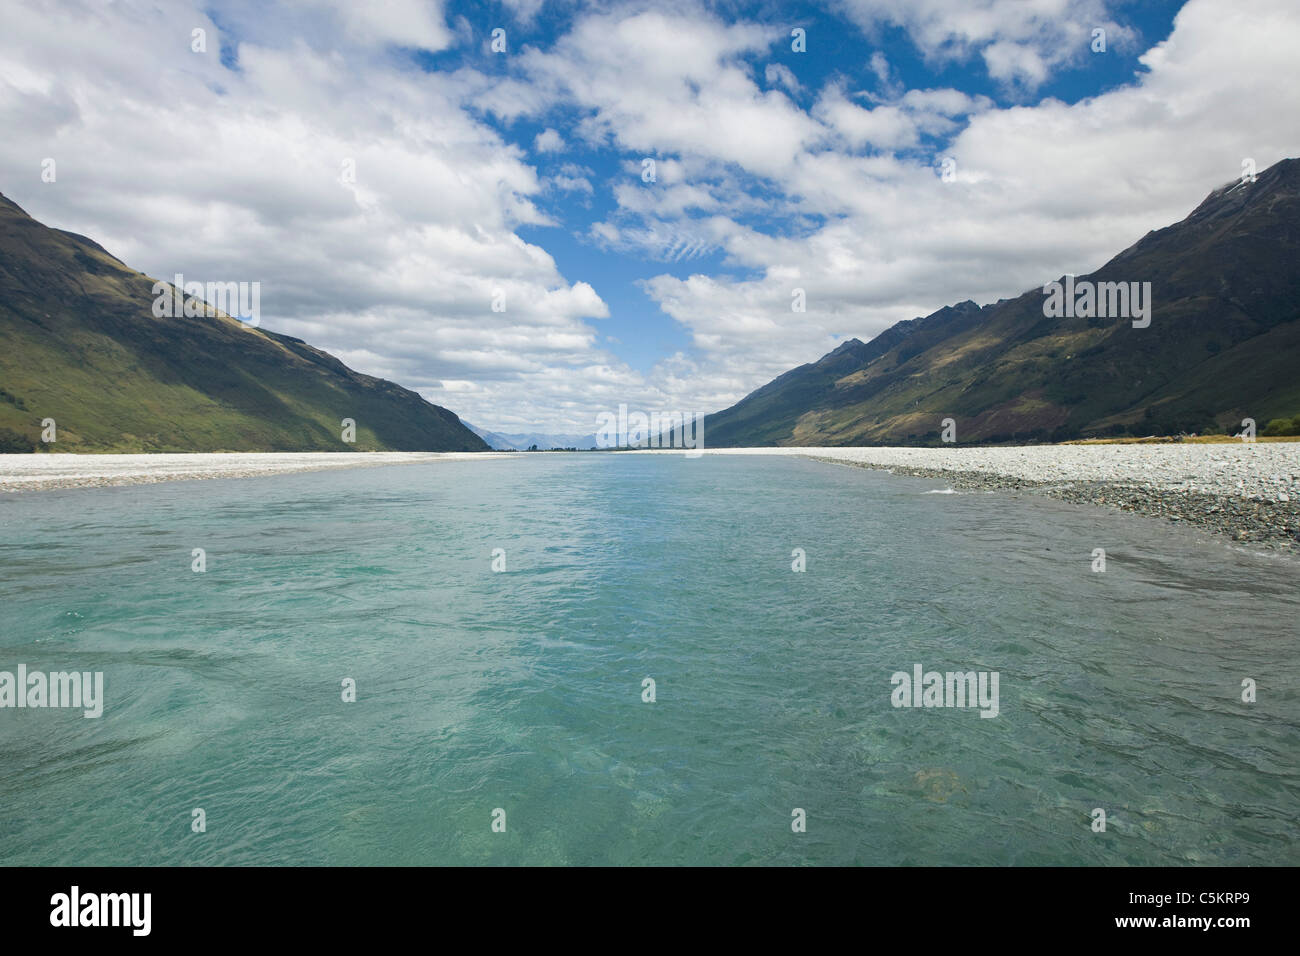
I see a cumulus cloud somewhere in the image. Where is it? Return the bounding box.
[534,127,565,153]
[813,86,919,151]
[514,7,823,179]
[764,63,802,95]
[836,0,1137,91]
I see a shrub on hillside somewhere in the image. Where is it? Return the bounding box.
[0,427,36,452]
[1261,416,1300,437]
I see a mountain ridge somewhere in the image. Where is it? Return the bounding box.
[0,192,489,453]
[704,158,1300,446]
[467,423,599,450]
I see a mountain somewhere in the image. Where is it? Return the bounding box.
[705,158,1300,446]
[466,424,599,450]
[466,424,523,450]
[0,193,488,453]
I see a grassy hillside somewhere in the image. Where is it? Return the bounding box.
[0,193,488,453]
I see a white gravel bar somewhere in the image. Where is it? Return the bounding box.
[697,443,1300,502]
[0,451,512,492]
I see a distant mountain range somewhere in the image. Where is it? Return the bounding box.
[705,158,1300,446]
[467,424,598,450]
[0,193,487,453]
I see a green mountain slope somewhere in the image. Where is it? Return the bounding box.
[0,193,488,452]
[705,158,1300,446]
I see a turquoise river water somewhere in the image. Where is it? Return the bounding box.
[0,453,1296,865]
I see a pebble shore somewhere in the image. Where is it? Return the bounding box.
[0,452,509,492]
[774,445,1300,551]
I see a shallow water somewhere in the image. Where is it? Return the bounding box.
[0,453,1296,865]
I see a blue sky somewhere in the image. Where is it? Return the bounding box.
[467,0,1186,374]
[1,0,1295,433]
[393,0,1184,375]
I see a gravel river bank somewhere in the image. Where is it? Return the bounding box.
[699,444,1300,551]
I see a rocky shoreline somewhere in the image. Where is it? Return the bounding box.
[809,457,1300,551]
[0,451,511,492]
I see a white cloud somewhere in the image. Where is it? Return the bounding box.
[813,86,919,151]
[552,174,593,194]
[500,0,546,26]
[534,127,565,153]
[515,7,823,178]
[837,0,1136,90]
[764,63,802,95]
[302,0,455,52]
